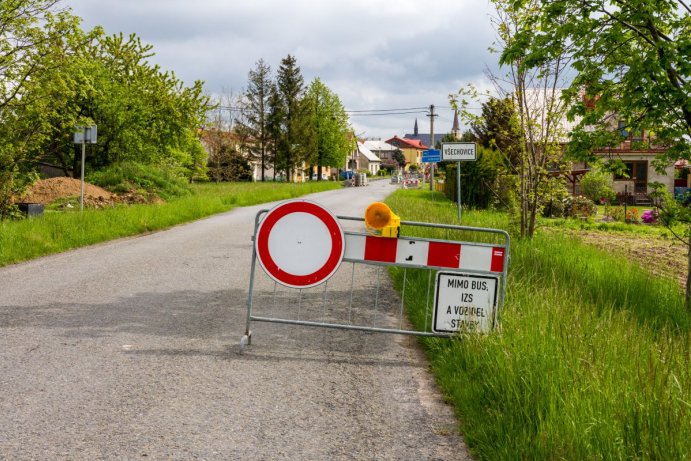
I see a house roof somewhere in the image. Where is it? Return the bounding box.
[357,142,381,162]
[363,140,396,152]
[386,135,428,150]
[403,133,446,148]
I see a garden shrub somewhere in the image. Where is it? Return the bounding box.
[88,161,191,200]
[580,170,616,204]
[564,195,597,218]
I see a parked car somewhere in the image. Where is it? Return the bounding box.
[311,173,329,180]
[339,170,355,180]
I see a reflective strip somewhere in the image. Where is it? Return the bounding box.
[344,233,505,273]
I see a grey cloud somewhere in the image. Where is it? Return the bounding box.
[66,0,497,138]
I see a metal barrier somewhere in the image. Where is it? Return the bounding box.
[240,206,509,349]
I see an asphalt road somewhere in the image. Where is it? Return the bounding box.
[0,180,472,460]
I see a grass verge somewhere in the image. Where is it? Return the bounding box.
[0,181,339,267]
[387,189,690,460]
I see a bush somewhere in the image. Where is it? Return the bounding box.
[626,208,641,223]
[564,195,597,218]
[604,204,626,222]
[542,197,565,218]
[641,209,658,224]
[580,170,616,204]
[87,161,191,200]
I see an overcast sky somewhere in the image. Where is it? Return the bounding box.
[64,0,500,140]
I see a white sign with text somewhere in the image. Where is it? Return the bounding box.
[433,272,498,333]
[441,142,476,161]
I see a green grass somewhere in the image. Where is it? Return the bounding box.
[0,181,339,267]
[387,189,691,460]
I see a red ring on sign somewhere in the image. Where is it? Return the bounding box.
[255,200,344,288]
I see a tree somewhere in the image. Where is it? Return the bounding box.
[265,84,285,180]
[0,0,78,218]
[392,149,406,168]
[240,59,273,181]
[455,0,571,238]
[305,78,351,179]
[504,0,691,306]
[444,146,502,209]
[472,97,522,168]
[275,54,307,181]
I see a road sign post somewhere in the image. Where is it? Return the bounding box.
[73,125,97,212]
[442,143,477,222]
[421,149,441,163]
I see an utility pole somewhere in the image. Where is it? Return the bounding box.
[427,104,437,191]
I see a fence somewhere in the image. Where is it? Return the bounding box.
[241,204,510,349]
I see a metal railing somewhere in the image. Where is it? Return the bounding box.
[240,210,509,349]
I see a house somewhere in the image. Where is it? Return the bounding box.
[573,114,674,200]
[345,141,381,175]
[363,140,397,169]
[385,135,428,169]
[520,88,675,199]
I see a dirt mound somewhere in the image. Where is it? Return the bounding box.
[18,177,164,209]
[20,177,114,205]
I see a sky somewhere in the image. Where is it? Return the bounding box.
[64,0,500,140]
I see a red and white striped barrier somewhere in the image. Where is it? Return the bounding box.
[402,178,420,188]
[343,234,505,273]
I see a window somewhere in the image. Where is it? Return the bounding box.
[614,160,647,181]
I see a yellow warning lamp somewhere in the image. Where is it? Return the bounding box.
[364,202,401,238]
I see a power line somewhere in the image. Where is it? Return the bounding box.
[345,107,428,113]
[348,110,429,117]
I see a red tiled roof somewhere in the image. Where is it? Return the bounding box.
[385,135,428,150]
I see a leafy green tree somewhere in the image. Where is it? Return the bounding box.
[79,32,210,170]
[0,0,78,217]
[503,0,691,306]
[240,59,273,181]
[305,78,351,180]
[472,97,522,169]
[392,149,406,168]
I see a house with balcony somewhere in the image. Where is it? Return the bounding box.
[521,88,675,202]
[568,114,674,203]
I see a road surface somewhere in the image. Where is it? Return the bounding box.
[0,180,472,460]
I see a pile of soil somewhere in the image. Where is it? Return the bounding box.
[18,177,162,209]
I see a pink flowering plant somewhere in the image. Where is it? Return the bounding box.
[641,209,658,224]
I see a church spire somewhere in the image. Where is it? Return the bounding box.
[452,109,461,139]
[414,118,418,136]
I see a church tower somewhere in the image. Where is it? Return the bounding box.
[452,109,461,140]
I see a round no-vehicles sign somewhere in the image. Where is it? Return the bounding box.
[255,200,344,288]
[432,272,499,333]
